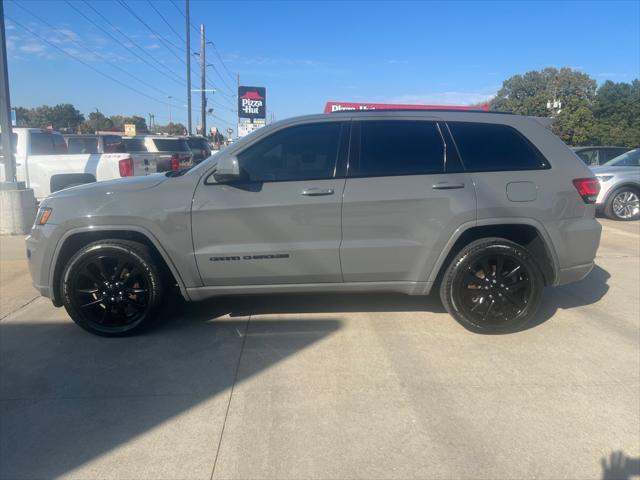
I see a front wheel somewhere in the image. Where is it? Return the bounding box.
[439,238,544,333]
[604,187,640,221]
[60,240,163,336]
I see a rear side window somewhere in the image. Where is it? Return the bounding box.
[124,138,147,152]
[67,137,99,154]
[351,121,444,177]
[188,138,210,150]
[52,134,68,153]
[448,122,549,171]
[237,122,342,182]
[153,139,190,152]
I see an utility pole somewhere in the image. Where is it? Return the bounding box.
[200,24,206,137]
[0,0,15,185]
[185,0,191,135]
[236,73,240,139]
[167,96,173,124]
[0,0,36,235]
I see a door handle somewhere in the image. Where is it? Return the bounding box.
[302,188,334,196]
[432,182,465,190]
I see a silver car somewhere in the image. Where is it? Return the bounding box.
[26,110,602,336]
[591,148,640,221]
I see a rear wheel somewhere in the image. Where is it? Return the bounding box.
[604,187,640,221]
[439,238,544,333]
[60,240,163,336]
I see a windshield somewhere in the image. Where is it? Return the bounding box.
[602,148,640,167]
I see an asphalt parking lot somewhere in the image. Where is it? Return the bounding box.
[0,219,638,480]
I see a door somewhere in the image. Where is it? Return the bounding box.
[192,121,348,286]
[340,120,476,283]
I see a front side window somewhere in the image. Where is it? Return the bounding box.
[30,132,56,155]
[237,122,342,182]
[103,135,126,153]
[351,121,444,177]
[448,122,549,171]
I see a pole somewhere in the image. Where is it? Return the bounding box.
[236,73,239,139]
[185,0,191,135]
[0,0,16,185]
[167,96,172,124]
[200,24,206,137]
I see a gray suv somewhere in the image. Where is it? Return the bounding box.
[26,110,602,336]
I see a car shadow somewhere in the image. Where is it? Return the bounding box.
[0,298,342,479]
[601,451,640,480]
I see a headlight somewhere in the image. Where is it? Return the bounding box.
[596,175,613,182]
[35,207,52,226]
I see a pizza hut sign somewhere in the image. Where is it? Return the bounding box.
[238,86,266,119]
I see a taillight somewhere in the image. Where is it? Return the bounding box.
[118,157,134,177]
[170,155,180,171]
[572,178,600,204]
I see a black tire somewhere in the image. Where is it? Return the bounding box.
[604,186,640,221]
[60,239,163,336]
[439,237,545,334]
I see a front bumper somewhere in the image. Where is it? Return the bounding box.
[25,223,59,301]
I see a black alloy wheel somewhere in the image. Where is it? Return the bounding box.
[440,238,544,333]
[61,240,162,336]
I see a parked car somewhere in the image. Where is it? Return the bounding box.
[572,146,631,166]
[0,128,142,200]
[591,148,640,220]
[125,136,192,172]
[183,135,212,164]
[64,134,158,177]
[27,110,601,336]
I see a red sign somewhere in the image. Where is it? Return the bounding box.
[324,101,489,113]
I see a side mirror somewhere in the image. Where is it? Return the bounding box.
[212,156,241,183]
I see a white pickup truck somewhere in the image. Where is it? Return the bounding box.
[1,128,158,200]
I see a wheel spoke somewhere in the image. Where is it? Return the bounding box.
[495,256,504,279]
[504,265,521,280]
[125,288,148,294]
[481,299,496,321]
[124,298,146,311]
[80,297,104,308]
[76,287,99,295]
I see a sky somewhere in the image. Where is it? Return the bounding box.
[4,0,640,133]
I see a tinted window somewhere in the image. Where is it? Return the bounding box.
[52,134,67,153]
[124,138,147,152]
[237,122,341,182]
[103,135,126,153]
[575,148,599,166]
[188,137,210,150]
[352,121,444,177]
[449,122,549,171]
[30,132,56,155]
[153,138,190,152]
[603,149,640,167]
[67,137,99,154]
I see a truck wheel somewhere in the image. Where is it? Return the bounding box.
[604,187,640,221]
[60,240,163,336]
[439,238,544,333]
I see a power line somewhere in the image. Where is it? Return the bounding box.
[117,0,186,66]
[6,15,184,111]
[10,0,176,100]
[167,0,237,98]
[146,0,186,44]
[66,0,186,87]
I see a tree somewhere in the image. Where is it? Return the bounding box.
[80,111,114,133]
[155,122,186,136]
[109,115,148,133]
[13,104,84,131]
[591,80,640,146]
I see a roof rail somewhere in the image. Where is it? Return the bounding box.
[332,108,513,115]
